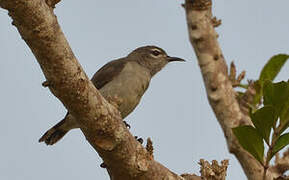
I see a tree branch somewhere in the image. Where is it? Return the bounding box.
[183,0,274,179]
[199,159,229,180]
[0,1,188,179]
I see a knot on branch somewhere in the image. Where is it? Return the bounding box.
[184,0,212,11]
[229,62,246,88]
[211,17,222,27]
[85,125,120,151]
[199,159,229,180]
[146,138,154,159]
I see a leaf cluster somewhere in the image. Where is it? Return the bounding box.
[233,54,289,166]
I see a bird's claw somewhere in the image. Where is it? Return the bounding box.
[123,121,131,129]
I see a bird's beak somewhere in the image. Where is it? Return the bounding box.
[167,56,186,62]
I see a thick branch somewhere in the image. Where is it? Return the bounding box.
[184,0,275,179]
[0,1,186,179]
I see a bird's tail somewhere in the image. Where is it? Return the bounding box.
[39,113,79,145]
[39,118,68,145]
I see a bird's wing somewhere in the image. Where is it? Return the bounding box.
[91,58,127,89]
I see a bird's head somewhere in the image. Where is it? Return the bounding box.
[127,46,185,76]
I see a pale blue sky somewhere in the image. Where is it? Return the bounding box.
[0,1,288,180]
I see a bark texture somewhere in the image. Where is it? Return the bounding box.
[183,0,280,179]
[0,0,188,179]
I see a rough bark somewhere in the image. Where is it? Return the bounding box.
[0,0,188,179]
[183,0,276,180]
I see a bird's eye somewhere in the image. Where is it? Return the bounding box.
[151,50,161,56]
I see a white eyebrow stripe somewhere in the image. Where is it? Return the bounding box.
[150,48,162,52]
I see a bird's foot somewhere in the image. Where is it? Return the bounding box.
[123,121,131,129]
[134,136,143,144]
[100,162,107,168]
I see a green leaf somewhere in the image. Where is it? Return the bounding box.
[259,54,289,82]
[280,81,289,123]
[280,120,289,135]
[251,106,276,144]
[233,126,264,164]
[252,80,262,107]
[272,133,289,155]
[279,94,289,133]
[263,81,289,115]
[263,81,274,105]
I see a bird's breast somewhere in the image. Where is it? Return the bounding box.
[99,62,151,118]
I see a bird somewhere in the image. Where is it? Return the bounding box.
[39,45,185,145]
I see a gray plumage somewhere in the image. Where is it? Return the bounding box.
[39,45,184,145]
